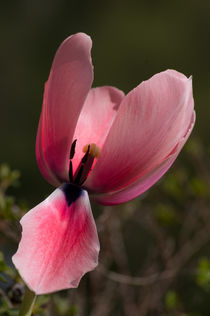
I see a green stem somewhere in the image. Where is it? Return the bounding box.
[19,286,36,316]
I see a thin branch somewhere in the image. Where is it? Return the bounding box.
[97,228,209,287]
[0,221,19,242]
[0,288,13,308]
[97,264,176,286]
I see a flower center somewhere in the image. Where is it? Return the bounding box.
[69,139,100,186]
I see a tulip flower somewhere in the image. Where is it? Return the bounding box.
[12,33,195,296]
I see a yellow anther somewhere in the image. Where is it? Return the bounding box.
[83,143,101,158]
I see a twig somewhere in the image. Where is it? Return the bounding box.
[0,288,13,308]
[97,228,209,287]
[0,221,19,243]
[97,264,175,286]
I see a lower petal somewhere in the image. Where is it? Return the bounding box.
[12,184,100,295]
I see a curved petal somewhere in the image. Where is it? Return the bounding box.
[12,184,99,295]
[36,33,94,186]
[72,86,124,172]
[94,112,195,205]
[86,70,194,193]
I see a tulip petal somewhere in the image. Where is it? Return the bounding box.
[86,70,194,193]
[12,184,100,294]
[36,33,93,186]
[72,86,124,172]
[94,112,195,205]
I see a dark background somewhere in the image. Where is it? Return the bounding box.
[2,1,210,315]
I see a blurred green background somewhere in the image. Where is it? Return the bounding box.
[0,0,209,203]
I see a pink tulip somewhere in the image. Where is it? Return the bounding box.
[12,33,195,295]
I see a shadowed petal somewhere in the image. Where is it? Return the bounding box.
[36,33,93,186]
[94,112,195,205]
[72,86,124,172]
[12,184,100,295]
[86,70,194,193]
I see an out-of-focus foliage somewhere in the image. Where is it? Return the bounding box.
[1,138,210,315]
[197,258,210,290]
[165,290,178,311]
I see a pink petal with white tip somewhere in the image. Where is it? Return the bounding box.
[94,112,195,205]
[36,33,93,186]
[86,70,194,194]
[72,86,124,172]
[12,184,100,295]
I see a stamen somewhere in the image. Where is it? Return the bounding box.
[74,165,84,185]
[83,143,101,158]
[74,145,91,185]
[69,139,77,183]
[69,161,73,183]
[70,139,77,159]
[78,154,94,185]
[69,141,100,186]
[82,145,90,163]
